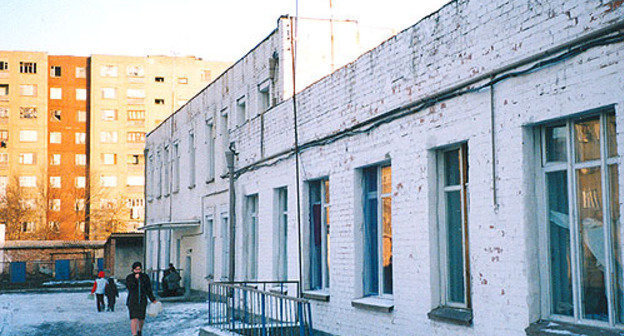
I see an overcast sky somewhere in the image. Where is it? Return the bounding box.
[0,0,450,62]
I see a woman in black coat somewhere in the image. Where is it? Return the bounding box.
[126,262,157,336]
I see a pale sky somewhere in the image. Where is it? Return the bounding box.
[0,0,450,62]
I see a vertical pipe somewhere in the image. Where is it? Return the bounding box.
[261,294,267,336]
[226,150,236,282]
[490,79,499,210]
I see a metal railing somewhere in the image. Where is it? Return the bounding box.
[208,281,313,336]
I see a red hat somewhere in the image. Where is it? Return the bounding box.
[98,271,105,278]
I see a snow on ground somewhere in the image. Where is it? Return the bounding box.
[0,290,213,336]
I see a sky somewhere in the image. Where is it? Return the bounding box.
[0,0,450,62]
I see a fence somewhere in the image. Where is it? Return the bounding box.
[207,281,313,336]
[0,258,102,289]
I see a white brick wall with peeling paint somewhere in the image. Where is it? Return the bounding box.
[146,0,624,335]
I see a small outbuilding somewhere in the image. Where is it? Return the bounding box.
[103,232,144,279]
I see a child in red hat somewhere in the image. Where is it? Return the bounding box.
[91,271,107,312]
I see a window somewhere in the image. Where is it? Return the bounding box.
[309,178,330,290]
[128,198,143,219]
[18,153,35,165]
[258,80,271,112]
[19,62,36,74]
[163,147,170,195]
[244,194,259,280]
[189,132,195,187]
[127,154,142,165]
[101,88,116,99]
[155,76,164,83]
[50,66,61,77]
[220,108,229,175]
[75,176,86,188]
[101,109,117,121]
[50,176,61,188]
[126,65,144,77]
[0,153,8,164]
[155,99,165,105]
[19,130,37,142]
[0,61,8,71]
[0,130,7,142]
[20,85,36,96]
[75,199,85,211]
[75,154,86,166]
[75,67,86,78]
[362,164,392,297]
[77,110,87,122]
[537,111,623,326]
[50,154,61,165]
[75,132,86,144]
[19,107,37,119]
[100,131,118,143]
[126,89,145,98]
[206,120,215,181]
[436,144,470,309]
[21,222,35,233]
[76,88,86,101]
[49,199,61,211]
[221,213,230,279]
[274,188,288,280]
[101,199,116,210]
[0,108,7,119]
[205,216,215,279]
[0,176,6,196]
[49,132,61,144]
[202,70,211,82]
[51,110,61,121]
[0,84,8,96]
[100,65,118,77]
[127,132,145,143]
[76,221,85,232]
[127,110,145,121]
[102,153,117,165]
[100,175,117,187]
[127,176,144,186]
[49,221,60,232]
[50,88,62,99]
[236,96,246,126]
[19,176,36,187]
[177,77,188,84]
[172,143,180,192]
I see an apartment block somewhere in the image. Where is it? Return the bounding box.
[47,55,89,240]
[0,51,49,240]
[146,2,624,336]
[0,51,230,241]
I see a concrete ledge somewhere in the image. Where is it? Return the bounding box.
[303,290,330,302]
[525,320,624,336]
[351,296,394,313]
[427,306,472,326]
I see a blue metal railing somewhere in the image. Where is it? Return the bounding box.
[208,281,313,336]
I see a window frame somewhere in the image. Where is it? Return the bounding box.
[308,178,330,291]
[535,109,623,329]
[361,163,393,298]
[274,187,288,281]
[436,143,471,309]
[244,194,259,280]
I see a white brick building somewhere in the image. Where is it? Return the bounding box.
[146,1,624,335]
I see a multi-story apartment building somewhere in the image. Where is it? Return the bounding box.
[0,51,49,240]
[47,55,89,240]
[0,51,230,241]
[88,55,229,239]
[146,2,624,336]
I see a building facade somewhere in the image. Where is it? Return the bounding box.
[146,1,624,335]
[0,51,230,241]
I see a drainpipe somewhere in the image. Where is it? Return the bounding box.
[225,149,236,282]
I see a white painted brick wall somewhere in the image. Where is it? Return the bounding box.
[146,0,624,334]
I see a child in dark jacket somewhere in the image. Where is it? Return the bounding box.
[104,278,119,312]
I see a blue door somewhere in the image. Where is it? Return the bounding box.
[96,258,104,272]
[55,259,70,280]
[10,262,26,283]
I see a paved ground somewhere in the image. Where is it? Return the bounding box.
[0,290,212,336]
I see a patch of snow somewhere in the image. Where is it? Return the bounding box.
[543,329,587,336]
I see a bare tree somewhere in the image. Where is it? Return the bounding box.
[0,176,46,240]
[84,174,128,240]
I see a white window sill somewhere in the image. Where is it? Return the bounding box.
[351,296,394,313]
[302,289,330,302]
